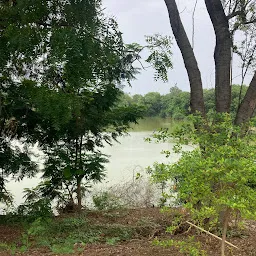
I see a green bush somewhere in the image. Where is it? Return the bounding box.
[16,199,53,222]
[149,113,256,255]
[92,191,122,211]
[4,199,53,224]
[153,236,207,256]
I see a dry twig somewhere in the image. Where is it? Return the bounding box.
[186,221,239,250]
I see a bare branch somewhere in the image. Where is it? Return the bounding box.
[243,18,256,25]
[186,221,239,249]
[226,0,240,19]
[192,0,199,49]
[227,10,243,19]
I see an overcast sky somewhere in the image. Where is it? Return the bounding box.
[102,0,251,95]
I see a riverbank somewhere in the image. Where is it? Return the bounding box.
[0,208,255,256]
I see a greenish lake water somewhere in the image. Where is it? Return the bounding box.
[5,117,189,208]
[130,117,185,132]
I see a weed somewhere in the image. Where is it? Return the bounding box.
[0,242,9,251]
[51,244,74,254]
[96,224,135,241]
[106,237,120,245]
[153,236,207,256]
[0,242,30,255]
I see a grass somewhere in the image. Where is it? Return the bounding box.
[0,208,255,255]
[0,208,172,254]
[12,214,138,254]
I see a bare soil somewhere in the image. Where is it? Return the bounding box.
[0,208,255,256]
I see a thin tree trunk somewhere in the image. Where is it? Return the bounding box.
[65,183,74,203]
[77,178,82,210]
[75,138,78,169]
[0,95,2,118]
[235,72,256,125]
[221,208,230,256]
[76,136,83,211]
[205,0,232,113]
[164,0,205,116]
[0,96,4,136]
[74,138,82,210]
[79,135,83,170]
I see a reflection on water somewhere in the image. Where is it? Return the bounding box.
[130,117,186,132]
[5,118,188,207]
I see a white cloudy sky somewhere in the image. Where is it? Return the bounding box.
[102,0,251,95]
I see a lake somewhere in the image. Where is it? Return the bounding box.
[5,117,189,208]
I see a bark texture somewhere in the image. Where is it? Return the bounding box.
[77,178,82,210]
[164,0,205,115]
[205,0,232,113]
[235,72,256,125]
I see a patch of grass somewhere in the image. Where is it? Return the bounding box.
[1,208,172,254]
[95,224,135,241]
[51,243,75,254]
[0,242,29,255]
[0,242,9,251]
[19,216,136,254]
[102,210,128,220]
[153,236,207,256]
[106,237,121,245]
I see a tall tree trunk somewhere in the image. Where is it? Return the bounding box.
[235,72,256,125]
[205,0,232,113]
[164,0,205,116]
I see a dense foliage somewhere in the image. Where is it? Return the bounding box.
[119,85,247,120]
[148,113,256,255]
[0,0,173,210]
[0,0,146,209]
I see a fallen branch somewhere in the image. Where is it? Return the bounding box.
[186,221,239,249]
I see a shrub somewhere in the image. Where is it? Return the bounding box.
[149,113,256,255]
[92,191,122,211]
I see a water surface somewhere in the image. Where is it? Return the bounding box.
[6,118,187,207]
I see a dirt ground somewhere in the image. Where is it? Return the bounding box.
[0,208,255,256]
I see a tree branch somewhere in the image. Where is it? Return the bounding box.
[243,18,256,25]
[192,0,199,49]
[226,0,240,19]
[227,10,243,19]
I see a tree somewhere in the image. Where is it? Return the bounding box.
[0,0,173,208]
[161,86,190,119]
[203,85,248,117]
[143,92,162,117]
[164,0,256,122]
[0,0,146,206]
[155,1,256,255]
[38,86,143,210]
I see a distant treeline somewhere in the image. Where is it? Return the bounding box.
[119,85,247,120]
